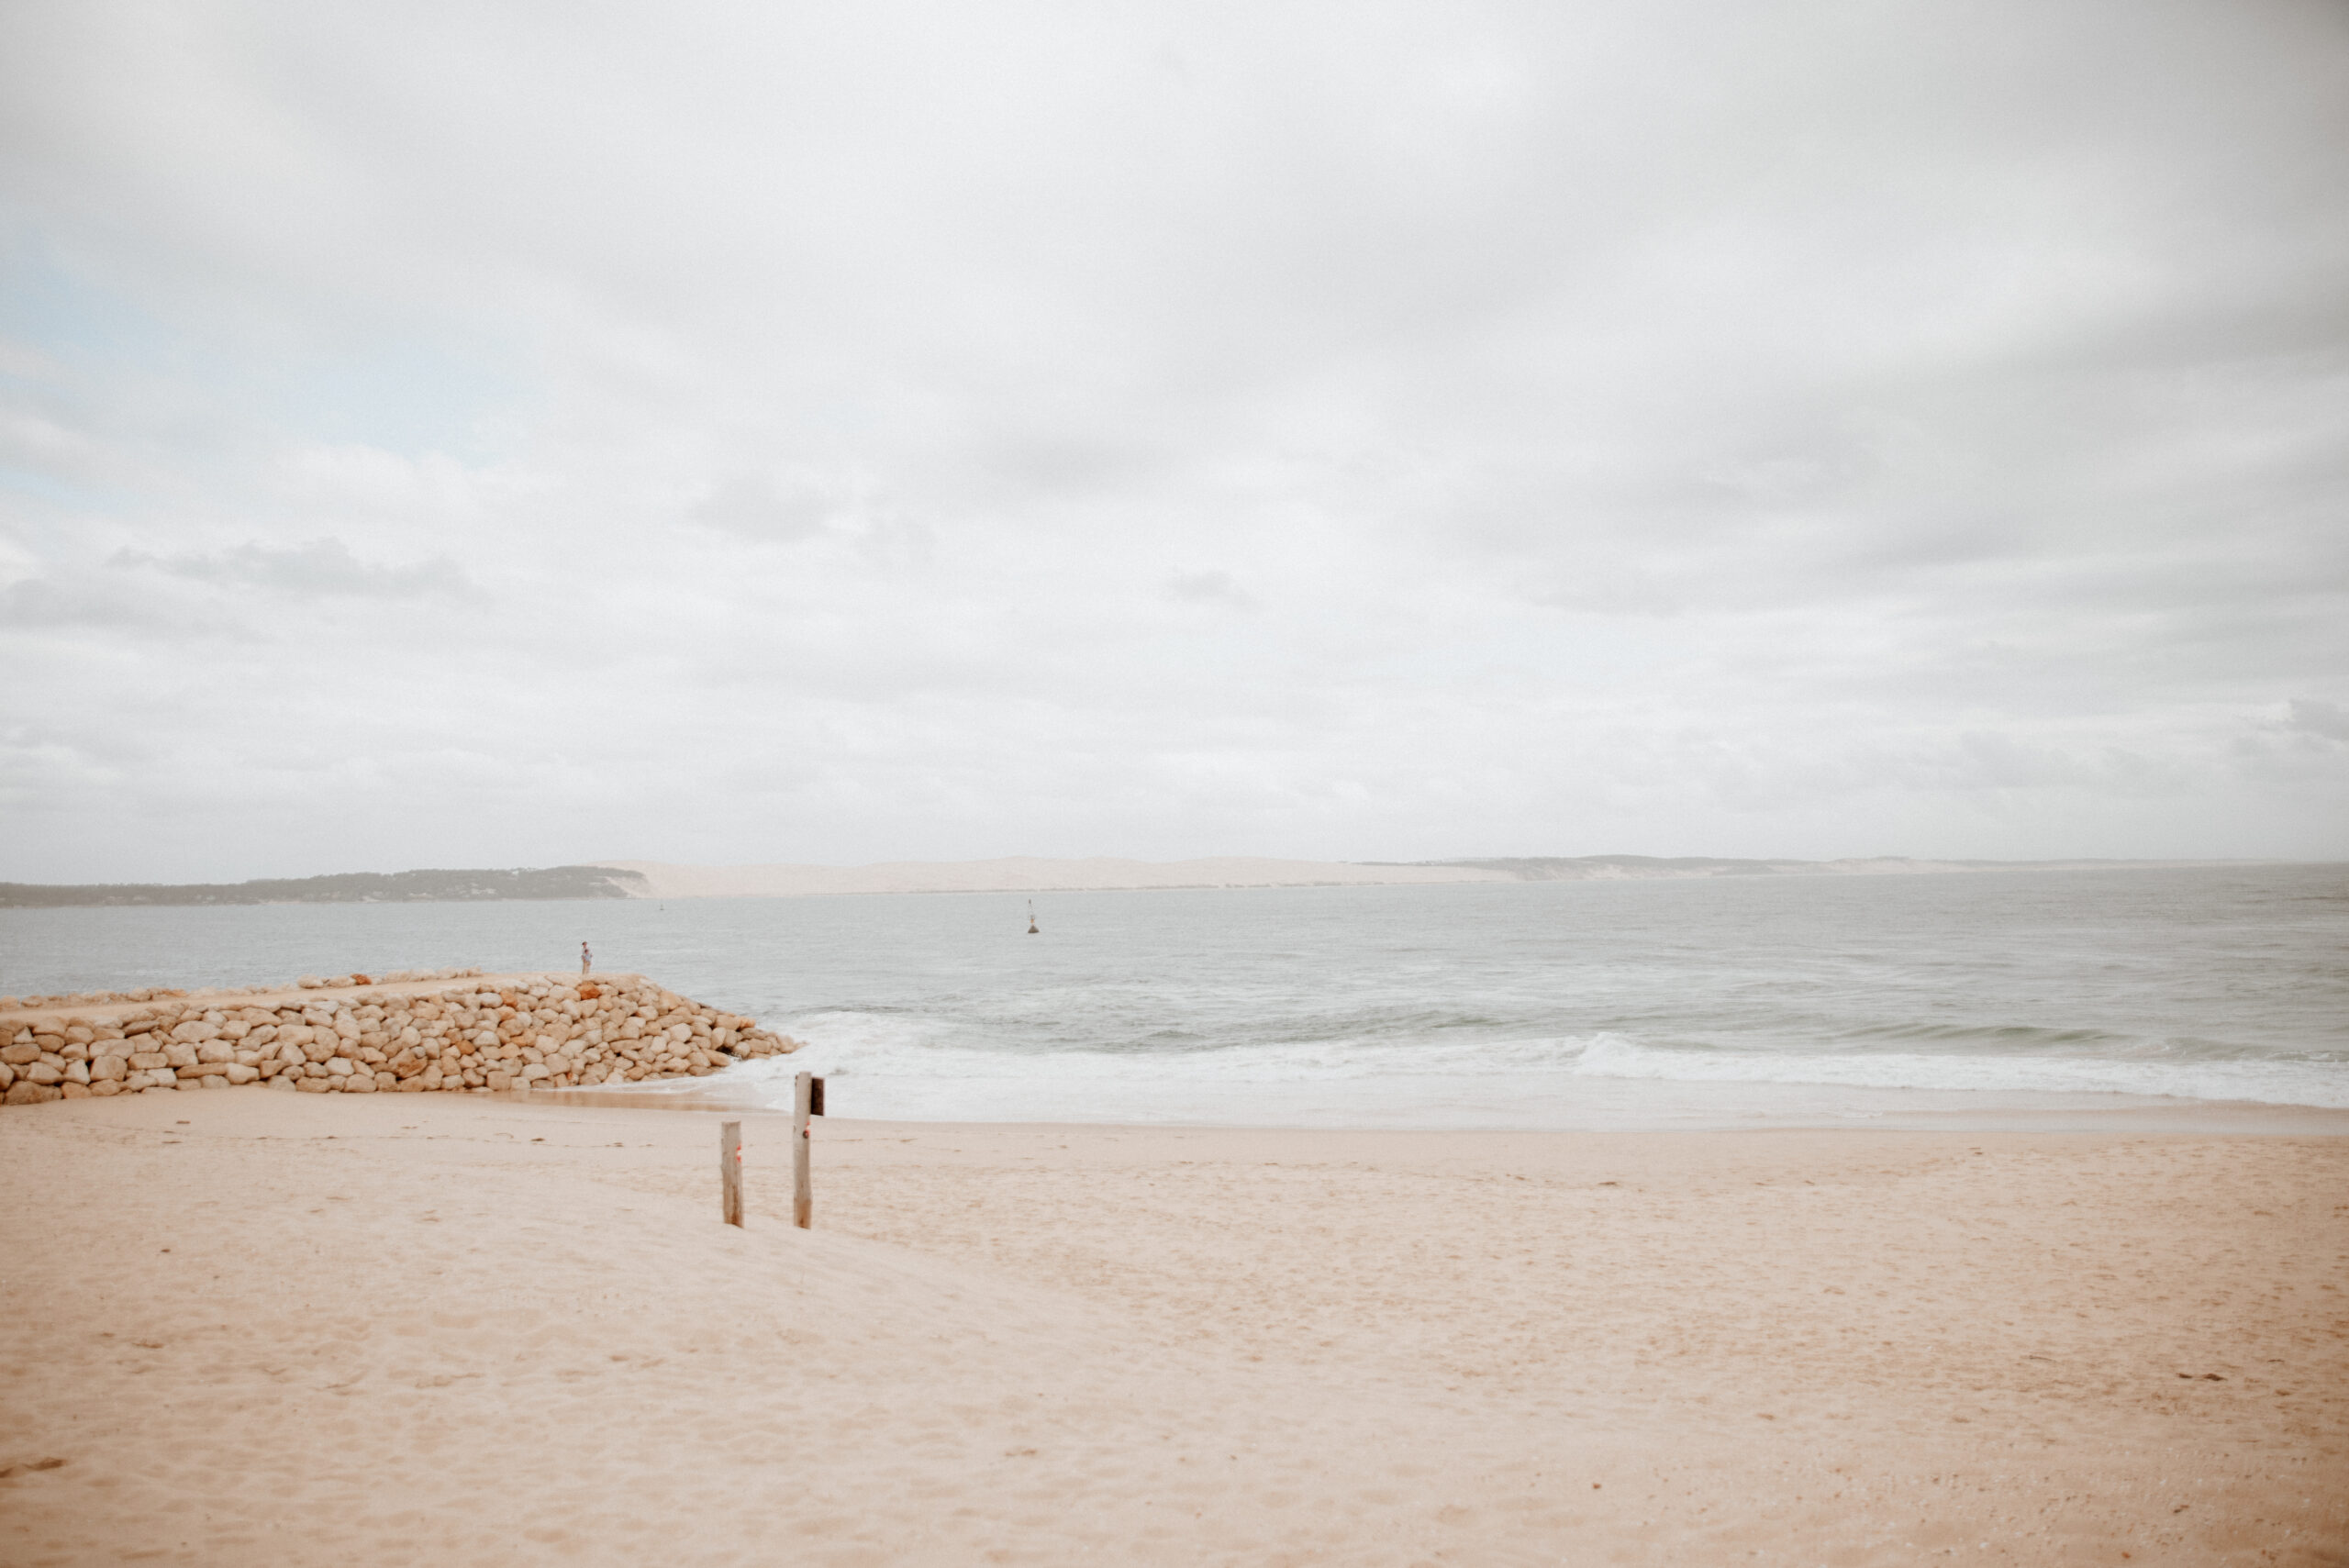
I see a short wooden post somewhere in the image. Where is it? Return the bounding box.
[720,1119,743,1227]
[792,1072,813,1229]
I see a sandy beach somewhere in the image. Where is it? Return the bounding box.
[2,1092,2342,1565]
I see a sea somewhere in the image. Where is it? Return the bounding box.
[5,862,2344,1130]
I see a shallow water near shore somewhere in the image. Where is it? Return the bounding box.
[4,862,2344,1129]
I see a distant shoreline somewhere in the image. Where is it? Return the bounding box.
[0,854,2291,908]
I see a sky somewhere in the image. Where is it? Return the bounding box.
[1,0,2345,883]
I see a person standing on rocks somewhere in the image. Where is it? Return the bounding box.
[580,941,593,975]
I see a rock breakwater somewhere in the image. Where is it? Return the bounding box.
[0,966,489,1013]
[0,972,797,1106]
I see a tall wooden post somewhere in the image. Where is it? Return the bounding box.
[719,1119,743,1228]
[792,1071,813,1229]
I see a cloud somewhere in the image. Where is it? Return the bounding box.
[1167,570,1255,609]
[2282,699,2349,744]
[0,0,2344,877]
[0,572,150,628]
[110,539,475,599]
[690,475,834,541]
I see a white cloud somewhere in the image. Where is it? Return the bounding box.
[112,537,476,598]
[0,0,2344,879]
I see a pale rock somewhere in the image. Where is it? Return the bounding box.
[130,1051,169,1071]
[26,1062,62,1085]
[1,1043,36,1066]
[224,1063,260,1084]
[164,1044,199,1068]
[327,1058,355,1078]
[91,1056,126,1082]
[59,1081,91,1098]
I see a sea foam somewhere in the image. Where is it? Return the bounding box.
[1567,1033,2349,1107]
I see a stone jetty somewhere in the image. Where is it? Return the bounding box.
[0,971,798,1106]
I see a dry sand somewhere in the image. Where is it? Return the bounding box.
[2,1094,2342,1566]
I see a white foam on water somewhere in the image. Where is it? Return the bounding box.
[1567,1033,2349,1107]
[650,1009,2349,1126]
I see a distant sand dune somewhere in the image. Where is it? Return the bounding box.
[588,853,2223,900]
[591,855,1514,899]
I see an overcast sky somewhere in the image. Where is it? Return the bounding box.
[2,0,2345,882]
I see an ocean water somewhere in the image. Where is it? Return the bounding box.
[4,863,2344,1129]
